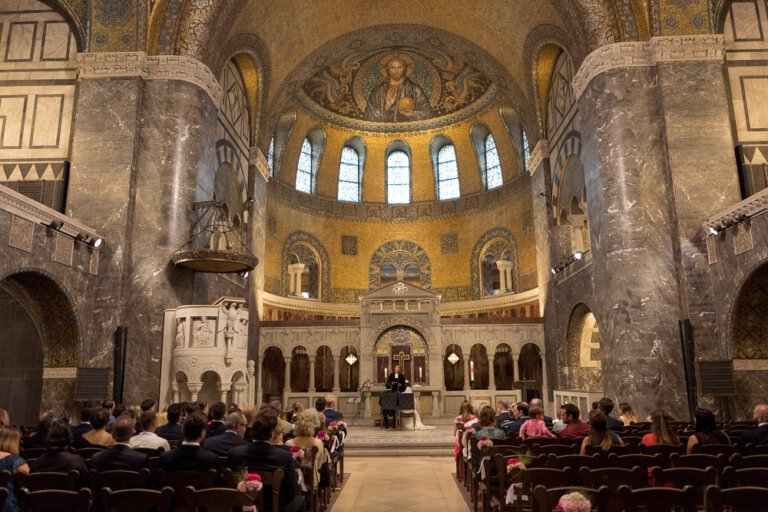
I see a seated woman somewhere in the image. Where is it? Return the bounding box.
[30,421,89,488]
[474,405,507,440]
[619,402,639,426]
[21,412,57,450]
[519,406,556,440]
[687,408,730,454]
[580,411,623,455]
[82,408,115,447]
[286,412,325,487]
[454,401,476,458]
[0,428,30,512]
[641,410,680,446]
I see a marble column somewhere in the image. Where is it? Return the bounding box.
[495,261,509,292]
[463,355,471,393]
[308,356,316,393]
[188,382,202,401]
[432,391,441,417]
[579,61,686,415]
[488,354,496,391]
[218,382,231,403]
[171,381,180,404]
[283,357,292,408]
[332,356,341,393]
[288,263,305,296]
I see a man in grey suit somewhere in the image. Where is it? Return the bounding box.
[202,412,249,455]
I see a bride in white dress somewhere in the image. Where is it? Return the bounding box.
[401,384,435,430]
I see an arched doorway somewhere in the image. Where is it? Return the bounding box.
[261,347,285,402]
[518,343,543,401]
[199,370,221,406]
[444,344,464,391]
[733,263,768,359]
[565,303,603,392]
[469,344,489,390]
[0,271,81,424]
[290,346,310,392]
[315,346,334,392]
[373,326,428,385]
[339,345,359,392]
[493,343,515,390]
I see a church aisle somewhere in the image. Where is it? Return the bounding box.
[331,456,468,512]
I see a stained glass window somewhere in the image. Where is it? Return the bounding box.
[485,134,503,189]
[437,144,460,200]
[522,130,531,172]
[387,150,410,204]
[295,138,313,193]
[338,146,360,202]
[267,136,275,177]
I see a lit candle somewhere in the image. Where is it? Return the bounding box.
[470,361,475,381]
[419,367,423,380]
[385,367,388,381]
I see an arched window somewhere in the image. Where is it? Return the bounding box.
[387,146,411,204]
[295,126,325,194]
[522,130,531,170]
[267,136,275,177]
[436,144,460,200]
[295,138,313,193]
[484,134,503,189]
[471,124,503,190]
[338,137,365,202]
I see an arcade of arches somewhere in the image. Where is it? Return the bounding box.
[2,0,768,429]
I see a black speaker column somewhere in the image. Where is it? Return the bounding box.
[679,319,697,419]
[114,326,127,403]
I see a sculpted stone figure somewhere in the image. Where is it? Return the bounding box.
[174,318,185,348]
[193,316,214,348]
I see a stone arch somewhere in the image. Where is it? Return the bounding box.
[261,346,285,402]
[551,0,622,54]
[215,139,249,219]
[493,343,515,390]
[469,343,489,389]
[565,303,603,392]
[38,0,87,51]
[368,240,432,289]
[470,228,520,300]
[731,261,768,359]
[518,342,544,399]
[281,231,331,302]
[212,33,271,146]
[522,25,581,137]
[315,345,334,392]
[366,316,436,353]
[551,131,583,211]
[170,1,246,65]
[290,346,310,393]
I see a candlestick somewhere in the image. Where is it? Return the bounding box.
[419,367,423,380]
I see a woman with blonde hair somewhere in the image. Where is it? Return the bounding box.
[619,402,639,426]
[580,411,623,454]
[0,428,30,512]
[286,412,325,485]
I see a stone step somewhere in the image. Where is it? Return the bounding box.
[345,446,454,457]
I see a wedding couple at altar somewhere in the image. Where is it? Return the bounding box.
[383,365,435,430]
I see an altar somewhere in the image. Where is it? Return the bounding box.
[256,281,548,417]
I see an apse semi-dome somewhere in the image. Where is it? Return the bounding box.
[299,46,497,132]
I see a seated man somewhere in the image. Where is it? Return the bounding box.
[206,402,228,438]
[323,394,343,426]
[155,403,183,443]
[495,400,512,430]
[201,413,248,456]
[91,416,149,471]
[228,409,304,512]
[739,403,768,450]
[159,412,218,472]
[72,408,93,447]
[129,412,170,452]
[557,403,591,441]
[506,402,530,436]
[597,397,625,433]
[30,421,89,488]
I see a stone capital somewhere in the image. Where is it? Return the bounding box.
[573,35,724,99]
[76,52,224,110]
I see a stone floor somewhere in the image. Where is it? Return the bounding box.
[331,456,469,512]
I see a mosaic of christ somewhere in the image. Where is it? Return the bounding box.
[302,47,492,124]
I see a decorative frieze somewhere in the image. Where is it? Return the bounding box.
[734,359,768,371]
[42,367,78,379]
[77,52,224,110]
[573,35,725,99]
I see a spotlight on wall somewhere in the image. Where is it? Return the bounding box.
[243,196,255,208]
[707,226,719,236]
[91,237,103,249]
[573,251,584,260]
[552,251,587,276]
[238,271,249,279]
[706,212,751,238]
[45,220,64,231]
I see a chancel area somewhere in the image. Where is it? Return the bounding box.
[2,0,768,510]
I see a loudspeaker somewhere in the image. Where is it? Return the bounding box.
[735,145,749,199]
[113,326,127,403]
[679,319,697,419]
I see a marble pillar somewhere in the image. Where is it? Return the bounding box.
[487,355,496,391]
[463,355,471,392]
[580,65,687,414]
[332,356,341,393]
[283,357,291,407]
[308,356,316,393]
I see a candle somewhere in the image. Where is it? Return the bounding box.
[385,367,388,380]
[419,367,423,380]
[470,361,475,381]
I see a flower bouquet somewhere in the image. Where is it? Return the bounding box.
[289,445,305,461]
[327,422,339,435]
[504,453,531,505]
[234,468,263,511]
[477,436,494,450]
[317,429,328,441]
[555,491,592,512]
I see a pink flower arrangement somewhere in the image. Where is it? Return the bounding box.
[289,445,305,460]
[477,436,493,449]
[336,420,347,429]
[555,491,592,512]
[506,457,527,475]
[236,472,263,493]
[317,430,328,440]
